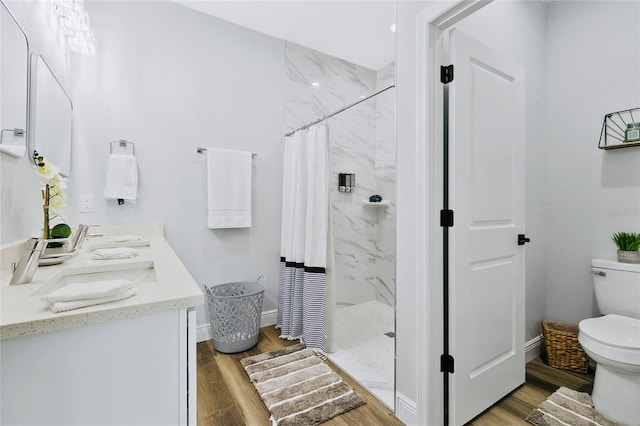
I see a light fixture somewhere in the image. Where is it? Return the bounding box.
[311,82,320,87]
[390,23,396,33]
[50,0,96,55]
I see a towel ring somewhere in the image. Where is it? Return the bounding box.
[110,139,135,155]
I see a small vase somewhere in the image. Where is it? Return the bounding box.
[617,250,640,264]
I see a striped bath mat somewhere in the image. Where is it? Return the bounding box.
[241,343,366,425]
[526,386,620,426]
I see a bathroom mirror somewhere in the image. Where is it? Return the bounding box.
[32,53,72,176]
[0,0,29,158]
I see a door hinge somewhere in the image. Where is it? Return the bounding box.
[441,65,454,84]
[441,354,455,373]
[440,209,454,227]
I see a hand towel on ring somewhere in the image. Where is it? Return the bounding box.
[103,154,138,204]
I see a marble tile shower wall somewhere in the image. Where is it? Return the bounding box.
[374,63,396,307]
[284,42,382,306]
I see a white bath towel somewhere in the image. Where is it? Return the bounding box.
[104,154,138,203]
[206,148,252,229]
[92,247,139,259]
[41,279,134,304]
[47,287,137,313]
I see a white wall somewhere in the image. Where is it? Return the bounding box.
[543,1,640,323]
[72,1,284,325]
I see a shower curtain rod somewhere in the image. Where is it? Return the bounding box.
[284,83,396,137]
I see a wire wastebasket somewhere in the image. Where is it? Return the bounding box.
[205,276,265,353]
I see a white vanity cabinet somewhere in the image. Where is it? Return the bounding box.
[1,308,197,425]
[0,225,203,425]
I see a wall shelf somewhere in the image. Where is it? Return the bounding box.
[598,140,640,150]
[598,107,640,150]
[363,200,390,208]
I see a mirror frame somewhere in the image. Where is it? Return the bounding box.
[30,52,73,177]
[0,0,31,158]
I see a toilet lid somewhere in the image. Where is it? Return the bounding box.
[580,314,640,350]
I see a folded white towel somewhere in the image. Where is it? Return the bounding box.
[92,247,139,259]
[104,154,138,204]
[48,287,137,313]
[0,145,26,157]
[41,279,134,304]
[206,148,252,229]
[107,234,142,243]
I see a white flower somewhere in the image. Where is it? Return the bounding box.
[35,157,60,181]
[48,174,67,192]
[49,185,66,198]
[49,196,67,218]
[33,152,67,218]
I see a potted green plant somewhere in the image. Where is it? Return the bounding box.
[612,232,640,264]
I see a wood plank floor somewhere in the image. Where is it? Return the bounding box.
[197,326,403,426]
[468,358,594,425]
[197,326,594,425]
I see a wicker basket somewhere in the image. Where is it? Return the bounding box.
[541,320,589,373]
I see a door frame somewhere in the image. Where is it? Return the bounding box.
[411,1,494,425]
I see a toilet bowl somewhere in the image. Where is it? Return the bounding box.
[579,314,640,425]
[578,259,640,426]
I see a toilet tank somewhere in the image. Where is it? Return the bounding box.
[592,259,640,319]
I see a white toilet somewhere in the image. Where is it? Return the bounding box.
[578,259,640,426]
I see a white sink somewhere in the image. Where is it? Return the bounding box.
[32,261,156,298]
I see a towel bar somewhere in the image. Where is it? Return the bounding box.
[197,147,257,158]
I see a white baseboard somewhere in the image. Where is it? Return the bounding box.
[395,392,417,425]
[196,324,211,343]
[196,309,278,343]
[525,334,543,363]
[260,309,277,328]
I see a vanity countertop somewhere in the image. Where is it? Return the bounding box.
[0,224,204,340]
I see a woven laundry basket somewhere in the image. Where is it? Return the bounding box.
[541,320,589,373]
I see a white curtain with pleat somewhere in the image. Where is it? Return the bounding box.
[277,124,330,352]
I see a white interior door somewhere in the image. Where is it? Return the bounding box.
[447,28,526,425]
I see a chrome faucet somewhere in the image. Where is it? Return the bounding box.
[10,238,48,285]
[70,224,89,252]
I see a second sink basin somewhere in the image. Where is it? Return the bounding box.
[32,261,157,298]
[85,240,151,252]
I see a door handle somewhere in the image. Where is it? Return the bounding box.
[517,234,531,245]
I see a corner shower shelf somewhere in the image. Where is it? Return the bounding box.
[598,107,640,150]
[362,200,390,208]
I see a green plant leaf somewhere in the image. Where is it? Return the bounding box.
[612,232,640,251]
[50,223,72,239]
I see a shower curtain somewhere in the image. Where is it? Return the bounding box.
[277,124,331,352]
